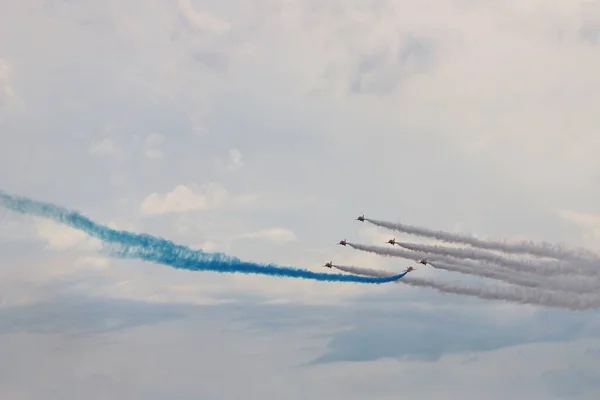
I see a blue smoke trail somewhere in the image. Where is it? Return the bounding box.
[0,191,406,284]
[108,244,411,282]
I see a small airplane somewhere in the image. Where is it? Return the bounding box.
[338,239,347,246]
[324,261,333,268]
[386,238,397,245]
[405,266,416,272]
[356,215,365,222]
[417,259,428,265]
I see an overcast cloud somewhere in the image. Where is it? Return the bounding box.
[1,0,600,398]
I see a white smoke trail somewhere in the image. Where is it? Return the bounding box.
[365,218,599,262]
[331,264,600,310]
[348,242,440,263]
[348,242,557,276]
[332,264,396,278]
[431,261,543,288]
[400,276,600,310]
[346,243,600,294]
[396,241,598,277]
[429,261,600,294]
[349,242,508,271]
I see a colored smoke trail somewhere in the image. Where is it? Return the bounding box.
[0,191,405,284]
[107,244,405,283]
[365,217,598,262]
[0,191,228,262]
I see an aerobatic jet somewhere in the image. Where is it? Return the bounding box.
[338,239,347,246]
[418,259,428,265]
[356,215,365,222]
[393,266,416,280]
[387,238,397,245]
[324,261,333,268]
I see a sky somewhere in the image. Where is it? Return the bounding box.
[1,0,600,398]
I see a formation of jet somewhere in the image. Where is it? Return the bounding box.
[384,238,428,264]
[324,215,427,280]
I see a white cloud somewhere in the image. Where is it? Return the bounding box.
[2,6,600,396]
[0,59,11,86]
[176,0,231,34]
[217,148,243,171]
[236,227,298,244]
[1,0,598,310]
[139,183,257,215]
[89,138,122,158]
[194,240,219,252]
[229,193,260,207]
[0,58,23,113]
[189,113,208,136]
[1,296,598,399]
[74,256,111,268]
[558,209,600,251]
[143,132,165,159]
[91,279,234,305]
[34,219,102,252]
[140,183,227,214]
[144,149,162,159]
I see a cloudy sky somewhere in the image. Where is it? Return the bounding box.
[1,0,600,398]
